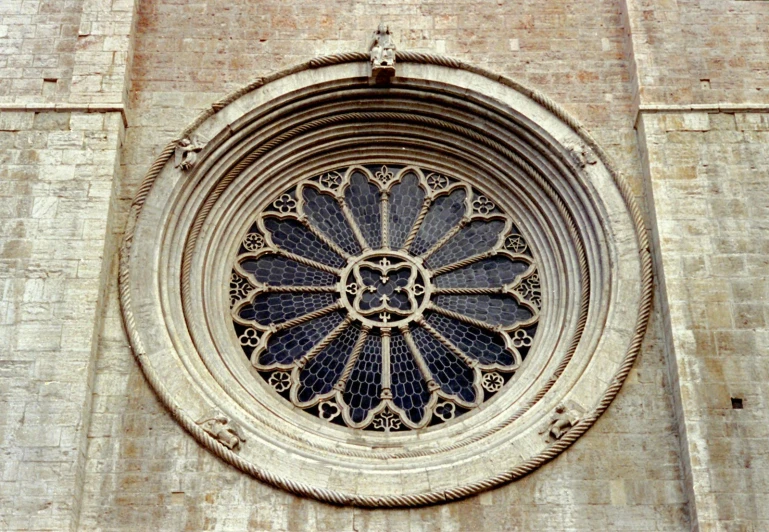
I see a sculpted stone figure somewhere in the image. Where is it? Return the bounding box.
[370,23,396,83]
[540,404,580,443]
[197,414,246,451]
[175,137,205,171]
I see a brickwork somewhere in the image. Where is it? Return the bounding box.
[624,0,769,108]
[639,111,769,530]
[1,0,767,528]
[0,110,123,530]
[75,0,689,529]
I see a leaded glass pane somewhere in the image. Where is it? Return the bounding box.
[343,333,383,423]
[426,220,505,269]
[346,171,382,248]
[303,187,362,255]
[264,217,346,268]
[389,172,424,249]
[433,256,530,288]
[410,188,467,256]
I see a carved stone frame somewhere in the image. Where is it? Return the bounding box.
[120,54,651,507]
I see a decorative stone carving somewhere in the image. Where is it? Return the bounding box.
[232,164,538,431]
[568,143,598,169]
[121,56,651,506]
[540,403,582,443]
[174,136,205,171]
[197,414,246,450]
[369,23,396,83]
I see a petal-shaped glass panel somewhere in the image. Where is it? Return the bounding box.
[425,312,515,367]
[434,256,530,288]
[346,171,382,248]
[343,334,383,423]
[411,188,467,255]
[264,217,345,268]
[259,312,345,366]
[389,172,424,249]
[240,254,337,286]
[303,187,361,255]
[240,292,337,326]
[297,324,360,403]
[411,326,476,404]
[390,331,430,423]
[433,294,533,328]
[426,220,505,269]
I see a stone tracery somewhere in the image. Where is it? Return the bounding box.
[120,53,650,506]
[230,165,540,430]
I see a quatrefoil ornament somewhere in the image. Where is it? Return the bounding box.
[351,254,425,323]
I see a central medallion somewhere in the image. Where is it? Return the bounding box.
[342,250,430,327]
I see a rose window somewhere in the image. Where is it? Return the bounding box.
[230,165,540,430]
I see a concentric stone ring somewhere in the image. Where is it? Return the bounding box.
[120,58,649,506]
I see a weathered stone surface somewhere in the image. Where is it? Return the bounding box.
[640,110,769,531]
[1,0,768,529]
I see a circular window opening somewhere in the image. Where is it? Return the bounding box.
[231,164,540,431]
[120,55,650,506]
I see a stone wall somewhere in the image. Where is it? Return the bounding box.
[639,110,769,530]
[0,0,83,103]
[0,0,135,530]
[624,0,769,108]
[1,0,768,529]
[0,110,124,530]
[624,1,769,529]
[77,0,688,530]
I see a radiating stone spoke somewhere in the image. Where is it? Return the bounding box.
[428,303,500,333]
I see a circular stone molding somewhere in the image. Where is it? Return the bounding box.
[120,53,652,506]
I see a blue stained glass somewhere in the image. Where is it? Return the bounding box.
[411,188,467,255]
[297,324,360,403]
[411,326,476,404]
[426,220,505,269]
[425,312,515,367]
[235,164,541,431]
[389,173,424,249]
[433,256,530,288]
[343,334,383,423]
[390,331,430,423]
[357,266,412,313]
[303,187,361,255]
[240,254,337,286]
[346,171,382,248]
[240,292,336,326]
[433,294,533,328]
[259,312,345,366]
[264,217,345,268]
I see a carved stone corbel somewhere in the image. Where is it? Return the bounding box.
[539,403,582,443]
[369,23,396,84]
[196,413,246,451]
[175,136,206,171]
[567,143,598,169]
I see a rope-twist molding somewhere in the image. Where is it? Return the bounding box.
[119,51,653,508]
